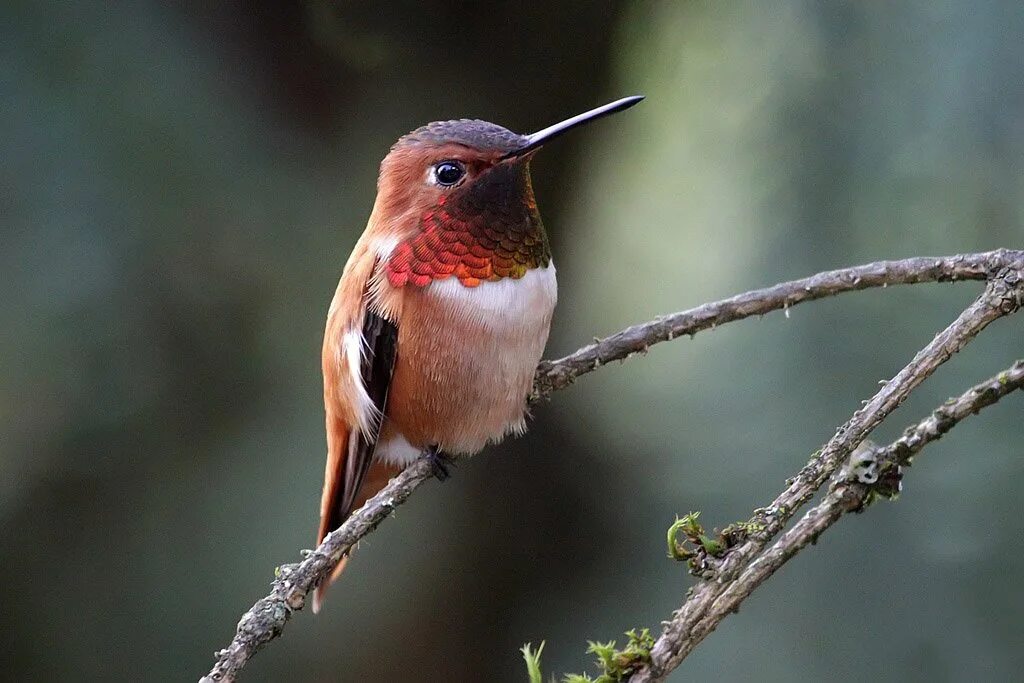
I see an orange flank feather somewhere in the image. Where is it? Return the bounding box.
[315,231,389,613]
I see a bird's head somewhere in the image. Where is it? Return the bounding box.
[370,96,643,287]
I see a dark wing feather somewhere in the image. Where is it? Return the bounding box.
[329,310,398,532]
[338,310,399,515]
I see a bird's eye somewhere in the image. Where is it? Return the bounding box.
[433,161,465,186]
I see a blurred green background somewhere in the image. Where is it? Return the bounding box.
[3,1,1023,681]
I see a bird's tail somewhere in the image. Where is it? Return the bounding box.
[312,459,400,614]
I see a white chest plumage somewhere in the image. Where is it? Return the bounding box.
[427,264,558,335]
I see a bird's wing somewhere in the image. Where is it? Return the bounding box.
[315,242,398,611]
[321,308,398,539]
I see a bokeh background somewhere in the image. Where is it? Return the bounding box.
[3,1,1023,681]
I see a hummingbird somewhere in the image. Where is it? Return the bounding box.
[314,95,643,612]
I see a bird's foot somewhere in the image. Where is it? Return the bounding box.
[425,446,452,482]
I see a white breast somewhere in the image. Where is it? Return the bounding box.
[426,264,558,330]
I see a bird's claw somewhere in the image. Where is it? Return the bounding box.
[425,446,451,481]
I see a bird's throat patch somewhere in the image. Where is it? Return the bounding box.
[385,195,551,288]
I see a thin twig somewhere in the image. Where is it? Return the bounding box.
[200,458,435,683]
[880,358,1024,470]
[201,250,1022,682]
[657,358,1024,675]
[533,250,1020,396]
[630,268,1023,682]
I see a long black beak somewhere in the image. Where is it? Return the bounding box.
[504,95,644,159]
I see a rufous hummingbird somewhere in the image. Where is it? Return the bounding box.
[314,96,644,612]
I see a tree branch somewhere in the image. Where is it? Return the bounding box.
[201,250,1023,682]
[533,250,1019,396]
[680,358,1024,649]
[630,268,1024,682]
